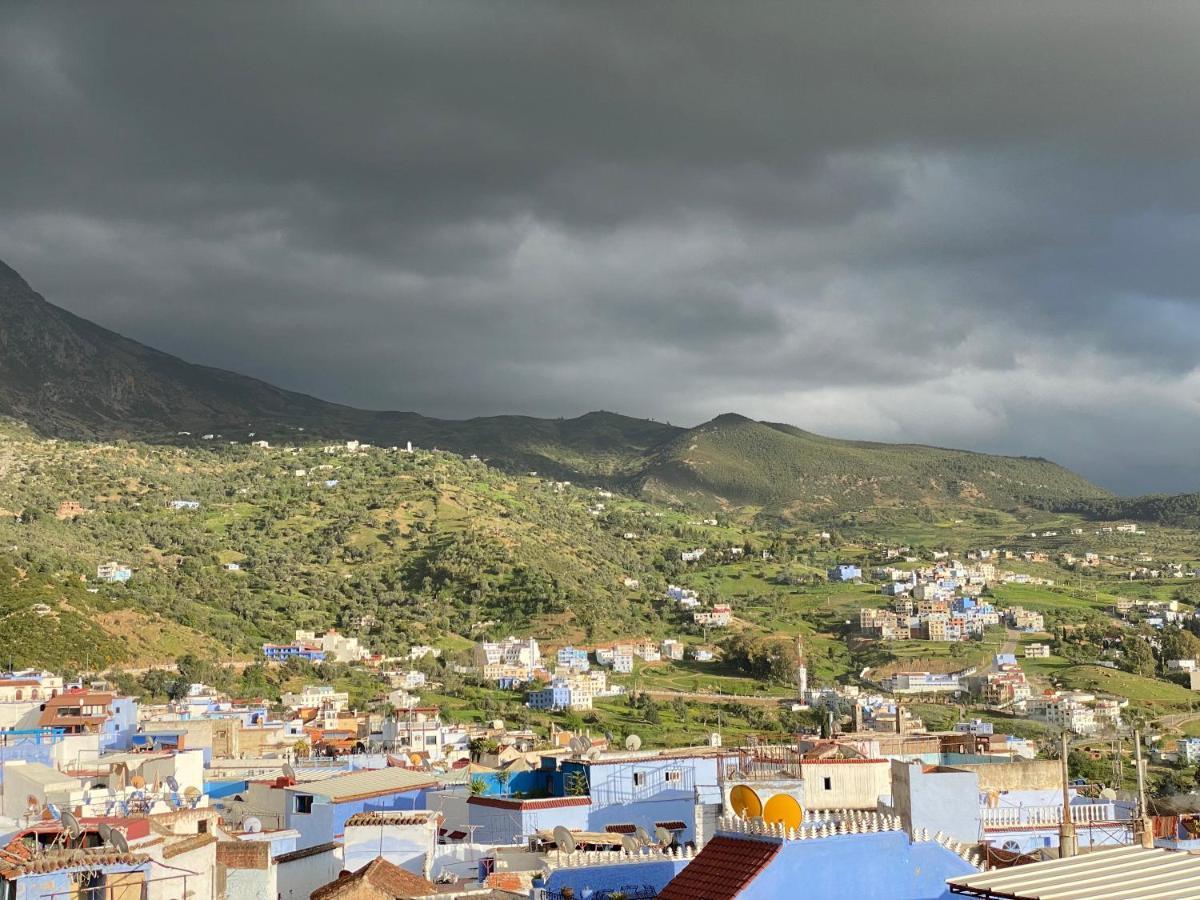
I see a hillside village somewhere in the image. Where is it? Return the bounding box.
[9,429,1200,896]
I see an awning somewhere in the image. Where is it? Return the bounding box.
[947,845,1200,899]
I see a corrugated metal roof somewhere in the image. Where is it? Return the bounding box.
[290,767,437,802]
[947,845,1200,899]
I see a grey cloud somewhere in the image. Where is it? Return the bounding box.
[4,2,1200,492]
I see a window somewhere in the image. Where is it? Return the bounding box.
[633,772,647,787]
[822,777,832,791]
[664,770,682,784]
[294,795,314,814]
[197,820,208,834]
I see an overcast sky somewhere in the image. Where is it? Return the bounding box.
[3,3,1200,494]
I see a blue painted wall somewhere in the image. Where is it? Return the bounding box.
[543,859,687,897]
[740,832,975,900]
[892,761,981,843]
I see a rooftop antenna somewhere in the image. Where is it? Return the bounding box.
[1134,728,1153,848]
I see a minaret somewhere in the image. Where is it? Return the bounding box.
[795,634,808,699]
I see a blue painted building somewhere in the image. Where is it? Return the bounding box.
[659,826,977,900]
[283,767,439,848]
[262,642,326,662]
[556,646,590,671]
[526,680,573,711]
[828,564,862,582]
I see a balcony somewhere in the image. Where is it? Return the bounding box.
[980,801,1132,829]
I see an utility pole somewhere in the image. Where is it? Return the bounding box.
[1058,731,1077,858]
[1133,729,1153,848]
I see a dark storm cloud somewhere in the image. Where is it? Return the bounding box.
[3,2,1200,493]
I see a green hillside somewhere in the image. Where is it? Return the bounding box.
[0,260,1112,517]
[636,413,1107,517]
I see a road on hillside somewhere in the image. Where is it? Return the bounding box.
[103,659,257,676]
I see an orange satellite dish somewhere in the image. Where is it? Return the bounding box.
[729,784,762,819]
[763,794,803,830]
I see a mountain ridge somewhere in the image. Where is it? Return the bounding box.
[0,259,1110,514]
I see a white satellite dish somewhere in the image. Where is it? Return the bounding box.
[61,811,82,843]
[621,834,640,852]
[282,763,297,781]
[625,734,642,752]
[244,817,263,833]
[634,826,653,847]
[98,824,113,844]
[655,825,674,845]
[568,736,588,755]
[110,830,130,853]
[1100,787,1117,800]
[585,746,602,761]
[525,752,539,767]
[553,825,577,853]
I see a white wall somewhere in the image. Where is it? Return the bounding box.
[277,846,344,900]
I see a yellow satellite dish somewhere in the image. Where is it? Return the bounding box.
[763,794,803,830]
[729,785,762,819]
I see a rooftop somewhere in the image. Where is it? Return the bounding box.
[947,845,1200,899]
[290,767,438,802]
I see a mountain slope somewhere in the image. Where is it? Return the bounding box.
[0,259,1108,513]
[636,413,1107,514]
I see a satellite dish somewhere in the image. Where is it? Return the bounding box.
[98,824,113,843]
[110,830,130,853]
[282,763,297,781]
[625,734,642,752]
[1100,787,1117,800]
[61,811,82,841]
[525,752,539,767]
[130,775,146,789]
[553,825,577,853]
[634,827,653,847]
[244,817,263,833]
[621,834,640,852]
[568,736,587,755]
[655,826,673,845]
[183,786,201,799]
[165,776,179,793]
[586,746,602,761]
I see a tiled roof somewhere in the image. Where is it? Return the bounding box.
[345,812,437,827]
[467,796,591,810]
[273,841,341,864]
[604,824,636,834]
[162,833,217,859]
[0,847,147,879]
[656,820,687,831]
[311,856,438,899]
[657,835,779,900]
